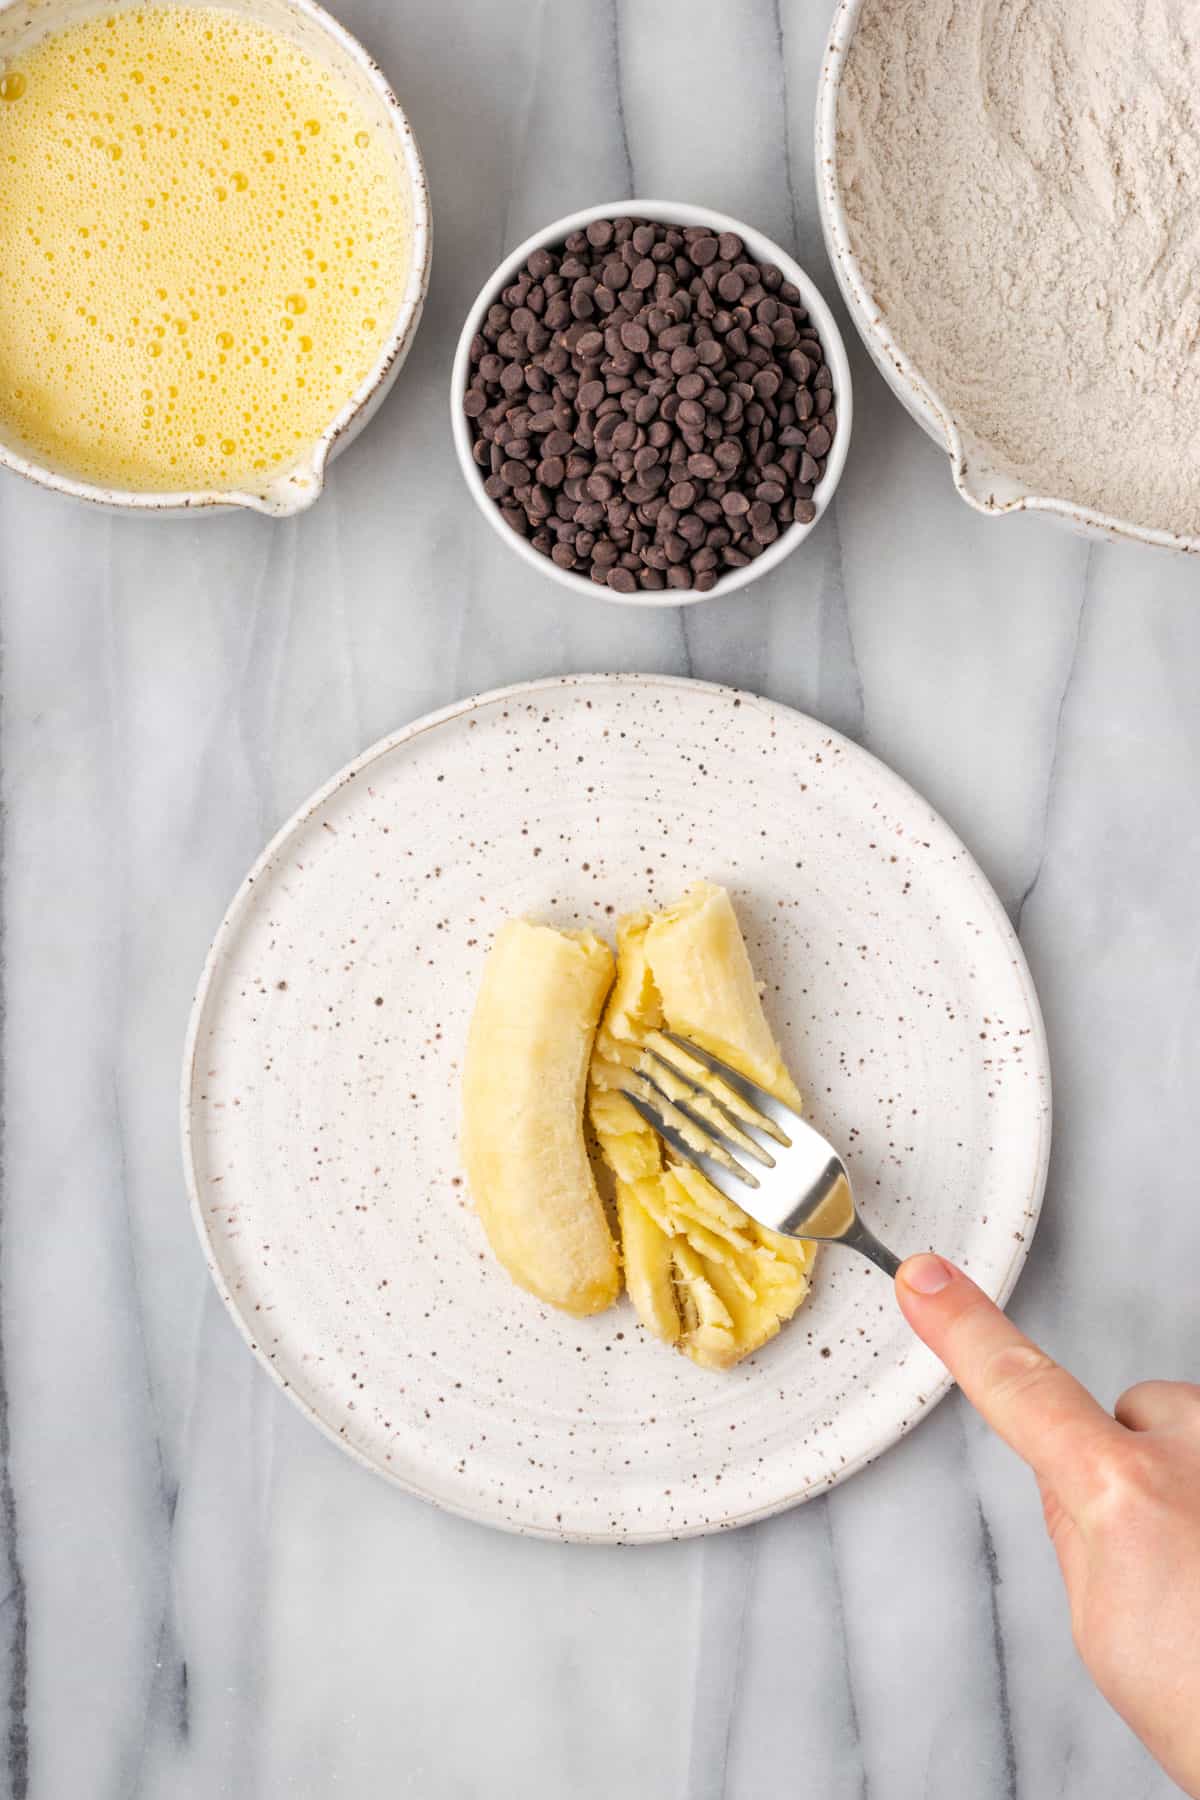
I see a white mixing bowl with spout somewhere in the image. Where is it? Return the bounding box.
[0,0,431,518]
[816,0,1200,555]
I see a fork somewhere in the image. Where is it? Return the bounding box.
[619,1031,902,1278]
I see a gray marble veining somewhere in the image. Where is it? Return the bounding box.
[1,1,1197,1795]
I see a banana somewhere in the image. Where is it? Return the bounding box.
[589,882,815,1370]
[461,885,815,1365]
[462,920,620,1317]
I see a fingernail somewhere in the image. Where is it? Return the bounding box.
[899,1254,954,1295]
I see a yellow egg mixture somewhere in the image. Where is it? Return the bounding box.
[0,5,412,492]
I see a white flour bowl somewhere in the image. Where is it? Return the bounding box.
[0,0,431,518]
[816,0,1200,555]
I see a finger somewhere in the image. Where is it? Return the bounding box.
[896,1255,1122,1513]
[1114,1380,1200,1434]
[1037,1472,1069,1543]
[1037,1474,1087,1592]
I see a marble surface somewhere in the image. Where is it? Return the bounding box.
[0,1,1197,1795]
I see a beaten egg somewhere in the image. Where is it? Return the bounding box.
[0,5,412,492]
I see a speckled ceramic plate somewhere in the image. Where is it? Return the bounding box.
[183,675,1050,1542]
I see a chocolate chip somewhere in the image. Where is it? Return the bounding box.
[463,216,836,593]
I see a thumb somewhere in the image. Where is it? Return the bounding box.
[895,1254,1121,1516]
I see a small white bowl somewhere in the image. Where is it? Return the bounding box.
[450,200,853,606]
[816,0,1198,555]
[0,0,432,518]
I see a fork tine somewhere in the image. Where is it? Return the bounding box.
[631,1068,774,1173]
[659,1031,799,1138]
[621,1089,759,1200]
[639,1047,776,1167]
[636,1051,780,1159]
[647,1032,789,1144]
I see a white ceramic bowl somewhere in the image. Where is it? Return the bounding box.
[0,0,431,518]
[450,201,853,607]
[816,0,1198,554]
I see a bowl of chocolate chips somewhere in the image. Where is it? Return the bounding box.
[451,201,852,605]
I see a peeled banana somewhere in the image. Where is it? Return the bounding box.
[461,919,620,1317]
[589,883,816,1370]
[460,884,815,1367]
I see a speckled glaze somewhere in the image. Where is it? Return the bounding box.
[816,0,1200,555]
[0,0,432,517]
[182,675,1051,1543]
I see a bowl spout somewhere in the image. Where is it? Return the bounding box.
[246,453,327,518]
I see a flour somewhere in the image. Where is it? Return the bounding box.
[837,0,1200,535]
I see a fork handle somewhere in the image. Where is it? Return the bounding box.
[841,1218,902,1279]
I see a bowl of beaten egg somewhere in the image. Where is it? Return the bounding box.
[0,0,430,515]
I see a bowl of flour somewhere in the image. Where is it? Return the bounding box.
[818,0,1200,552]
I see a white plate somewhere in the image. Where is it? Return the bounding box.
[182,675,1050,1542]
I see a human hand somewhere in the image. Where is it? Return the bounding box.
[896,1254,1200,1798]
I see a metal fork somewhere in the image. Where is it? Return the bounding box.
[619,1031,901,1278]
